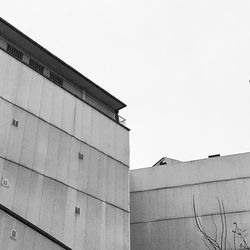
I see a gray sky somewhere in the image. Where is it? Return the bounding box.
[2,0,250,169]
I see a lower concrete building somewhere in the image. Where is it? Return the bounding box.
[130,152,250,250]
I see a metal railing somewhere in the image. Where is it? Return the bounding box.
[118,115,126,126]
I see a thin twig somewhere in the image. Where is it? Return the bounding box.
[233,223,236,250]
[216,197,224,250]
[211,214,218,242]
[193,196,220,249]
[222,201,227,250]
[202,236,214,250]
[195,212,218,249]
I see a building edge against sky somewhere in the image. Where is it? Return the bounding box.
[0,17,130,249]
[130,152,250,250]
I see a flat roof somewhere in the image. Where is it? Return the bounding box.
[0,17,126,111]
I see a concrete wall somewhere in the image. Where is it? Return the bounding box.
[130,153,250,250]
[0,49,129,166]
[0,157,129,249]
[0,48,130,249]
[0,209,66,250]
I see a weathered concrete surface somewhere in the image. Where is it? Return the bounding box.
[131,153,250,250]
[0,45,130,249]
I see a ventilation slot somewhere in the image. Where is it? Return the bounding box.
[75,206,80,215]
[1,177,9,188]
[49,72,63,86]
[78,153,84,160]
[10,229,17,240]
[29,58,44,74]
[7,44,23,61]
[12,119,19,127]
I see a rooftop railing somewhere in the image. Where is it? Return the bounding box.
[118,115,126,126]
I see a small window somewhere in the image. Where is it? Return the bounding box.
[7,44,23,61]
[78,153,84,160]
[49,72,63,86]
[75,206,80,215]
[1,177,9,188]
[12,119,18,127]
[29,58,44,74]
[10,229,17,240]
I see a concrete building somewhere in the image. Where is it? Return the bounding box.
[0,18,130,250]
[130,153,250,250]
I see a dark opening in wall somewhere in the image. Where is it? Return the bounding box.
[208,154,220,158]
[7,44,23,61]
[49,71,63,87]
[29,58,44,74]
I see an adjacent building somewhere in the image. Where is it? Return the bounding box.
[130,153,250,250]
[0,18,130,250]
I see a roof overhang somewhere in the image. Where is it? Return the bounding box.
[0,17,126,111]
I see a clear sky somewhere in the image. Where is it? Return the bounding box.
[2,0,250,169]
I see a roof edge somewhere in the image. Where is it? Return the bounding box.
[0,17,126,111]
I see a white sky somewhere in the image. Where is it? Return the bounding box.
[2,0,250,169]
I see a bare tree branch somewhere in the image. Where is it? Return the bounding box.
[202,236,214,250]
[216,197,224,250]
[221,201,227,250]
[193,195,220,250]
[193,196,250,250]
[211,214,218,242]
[233,223,237,250]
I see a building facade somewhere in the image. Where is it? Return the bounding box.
[130,153,250,250]
[0,18,130,250]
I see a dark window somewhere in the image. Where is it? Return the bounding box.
[12,119,19,127]
[78,153,84,160]
[49,72,63,86]
[29,58,44,74]
[75,206,80,214]
[7,44,23,61]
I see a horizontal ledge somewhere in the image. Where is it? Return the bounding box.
[0,96,129,168]
[0,203,72,250]
[131,209,250,225]
[131,175,250,194]
[0,155,130,214]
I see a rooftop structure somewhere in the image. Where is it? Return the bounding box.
[0,17,128,125]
